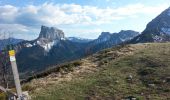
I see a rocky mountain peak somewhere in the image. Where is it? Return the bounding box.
[98,32,112,40]
[95,32,112,43]
[99,32,111,37]
[38,25,65,41]
[146,7,170,34]
[34,26,66,51]
[130,7,170,43]
[166,7,170,14]
[17,26,66,52]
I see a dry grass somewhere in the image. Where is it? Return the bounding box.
[22,43,170,100]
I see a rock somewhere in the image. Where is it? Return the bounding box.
[115,80,119,84]
[148,84,155,88]
[128,75,133,79]
[38,25,65,41]
[163,80,166,83]
[127,75,133,82]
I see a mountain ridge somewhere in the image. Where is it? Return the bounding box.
[130,7,170,43]
[13,26,139,77]
[67,37,93,43]
[0,38,24,50]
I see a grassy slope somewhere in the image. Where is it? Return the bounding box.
[24,43,170,100]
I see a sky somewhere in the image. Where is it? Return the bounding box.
[0,0,169,40]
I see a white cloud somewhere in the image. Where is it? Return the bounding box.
[0,5,18,23]
[1,3,168,26]
[0,24,28,32]
[113,3,169,16]
[61,4,83,13]
[0,24,30,39]
[0,3,169,39]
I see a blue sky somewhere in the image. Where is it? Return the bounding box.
[0,0,169,40]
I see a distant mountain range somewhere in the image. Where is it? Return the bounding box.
[67,37,93,43]
[0,38,23,50]
[11,26,138,76]
[85,30,139,54]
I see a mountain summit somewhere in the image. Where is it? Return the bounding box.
[97,32,112,42]
[131,7,170,43]
[35,26,65,51]
[16,26,66,52]
[38,26,65,41]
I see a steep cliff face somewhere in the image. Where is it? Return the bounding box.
[16,26,66,52]
[130,7,170,43]
[36,26,65,51]
[38,26,65,41]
